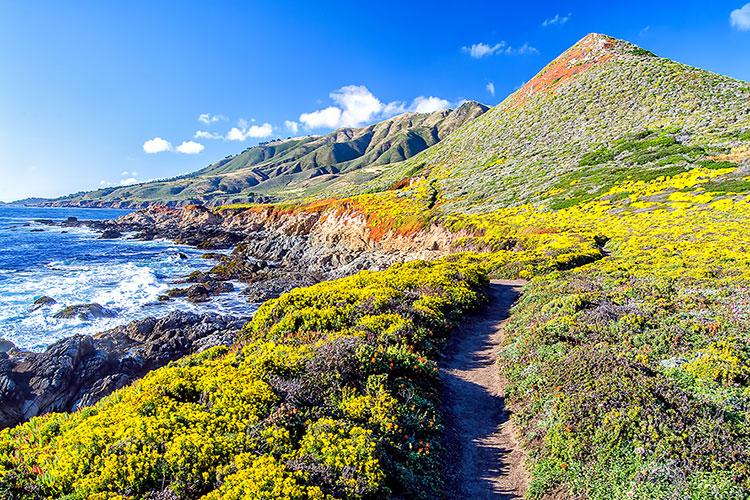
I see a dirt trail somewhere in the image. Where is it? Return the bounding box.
[441,279,528,499]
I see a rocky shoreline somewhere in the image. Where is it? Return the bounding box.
[0,311,242,428]
[1,203,454,429]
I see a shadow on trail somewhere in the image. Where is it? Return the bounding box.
[440,280,526,499]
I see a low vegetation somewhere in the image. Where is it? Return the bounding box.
[0,258,487,498]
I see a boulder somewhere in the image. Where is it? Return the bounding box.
[99,229,122,239]
[32,295,57,310]
[0,311,244,428]
[186,284,210,303]
[54,303,117,320]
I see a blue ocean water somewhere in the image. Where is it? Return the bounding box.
[0,206,249,351]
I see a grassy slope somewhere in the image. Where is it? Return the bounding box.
[331,34,749,213]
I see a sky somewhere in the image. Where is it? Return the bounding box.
[1,0,750,202]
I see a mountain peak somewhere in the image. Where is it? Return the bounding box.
[509,33,654,106]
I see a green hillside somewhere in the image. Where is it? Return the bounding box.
[330,33,749,212]
[47,102,487,208]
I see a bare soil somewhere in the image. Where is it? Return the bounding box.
[440,279,528,499]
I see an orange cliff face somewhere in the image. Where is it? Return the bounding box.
[507,33,646,108]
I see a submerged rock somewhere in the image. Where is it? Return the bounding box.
[54,303,117,320]
[0,311,244,428]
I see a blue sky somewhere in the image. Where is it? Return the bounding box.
[1,0,749,202]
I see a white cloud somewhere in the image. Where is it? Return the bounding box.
[542,13,572,27]
[300,85,391,129]
[731,3,750,31]
[194,130,223,140]
[226,123,274,141]
[462,41,538,58]
[300,107,344,129]
[120,177,139,186]
[298,85,455,130]
[411,96,451,113]
[382,101,407,116]
[120,170,138,177]
[284,120,300,134]
[143,137,172,154]
[331,85,385,127]
[176,140,205,154]
[197,113,225,124]
[486,81,496,96]
[515,43,539,55]
[99,180,112,187]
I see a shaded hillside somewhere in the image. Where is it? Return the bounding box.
[47,102,487,208]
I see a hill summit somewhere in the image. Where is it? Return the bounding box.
[347,32,748,212]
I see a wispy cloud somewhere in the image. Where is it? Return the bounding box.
[194,130,223,140]
[462,41,538,58]
[142,137,172,154]
[730,3,750,31]
[197,113,226,125]
[486,81,496,96]
[542,13,572,27]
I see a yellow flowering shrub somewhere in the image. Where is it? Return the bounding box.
[0,258,488,499]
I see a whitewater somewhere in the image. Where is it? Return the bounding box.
[0,206,247,350]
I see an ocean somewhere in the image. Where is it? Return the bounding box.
[0,206,250,351]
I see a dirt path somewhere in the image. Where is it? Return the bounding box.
[440,279,528,499]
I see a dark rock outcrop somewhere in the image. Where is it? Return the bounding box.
[99,229,122,239]
[32,296,57,310]
[0,311,243,428]
[53,303,117,320]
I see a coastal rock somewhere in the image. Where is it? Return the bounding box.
[0,311,244,428]
[53,303,117,320]
[0,339,15,353]
[99,229,122,239]
[166,281,235,302]
[61,216,81,227]
[32,295,57,310]
[242,271,319,302]
[186,284,210,303]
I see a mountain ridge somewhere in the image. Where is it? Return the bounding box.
[42,101,488,208]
